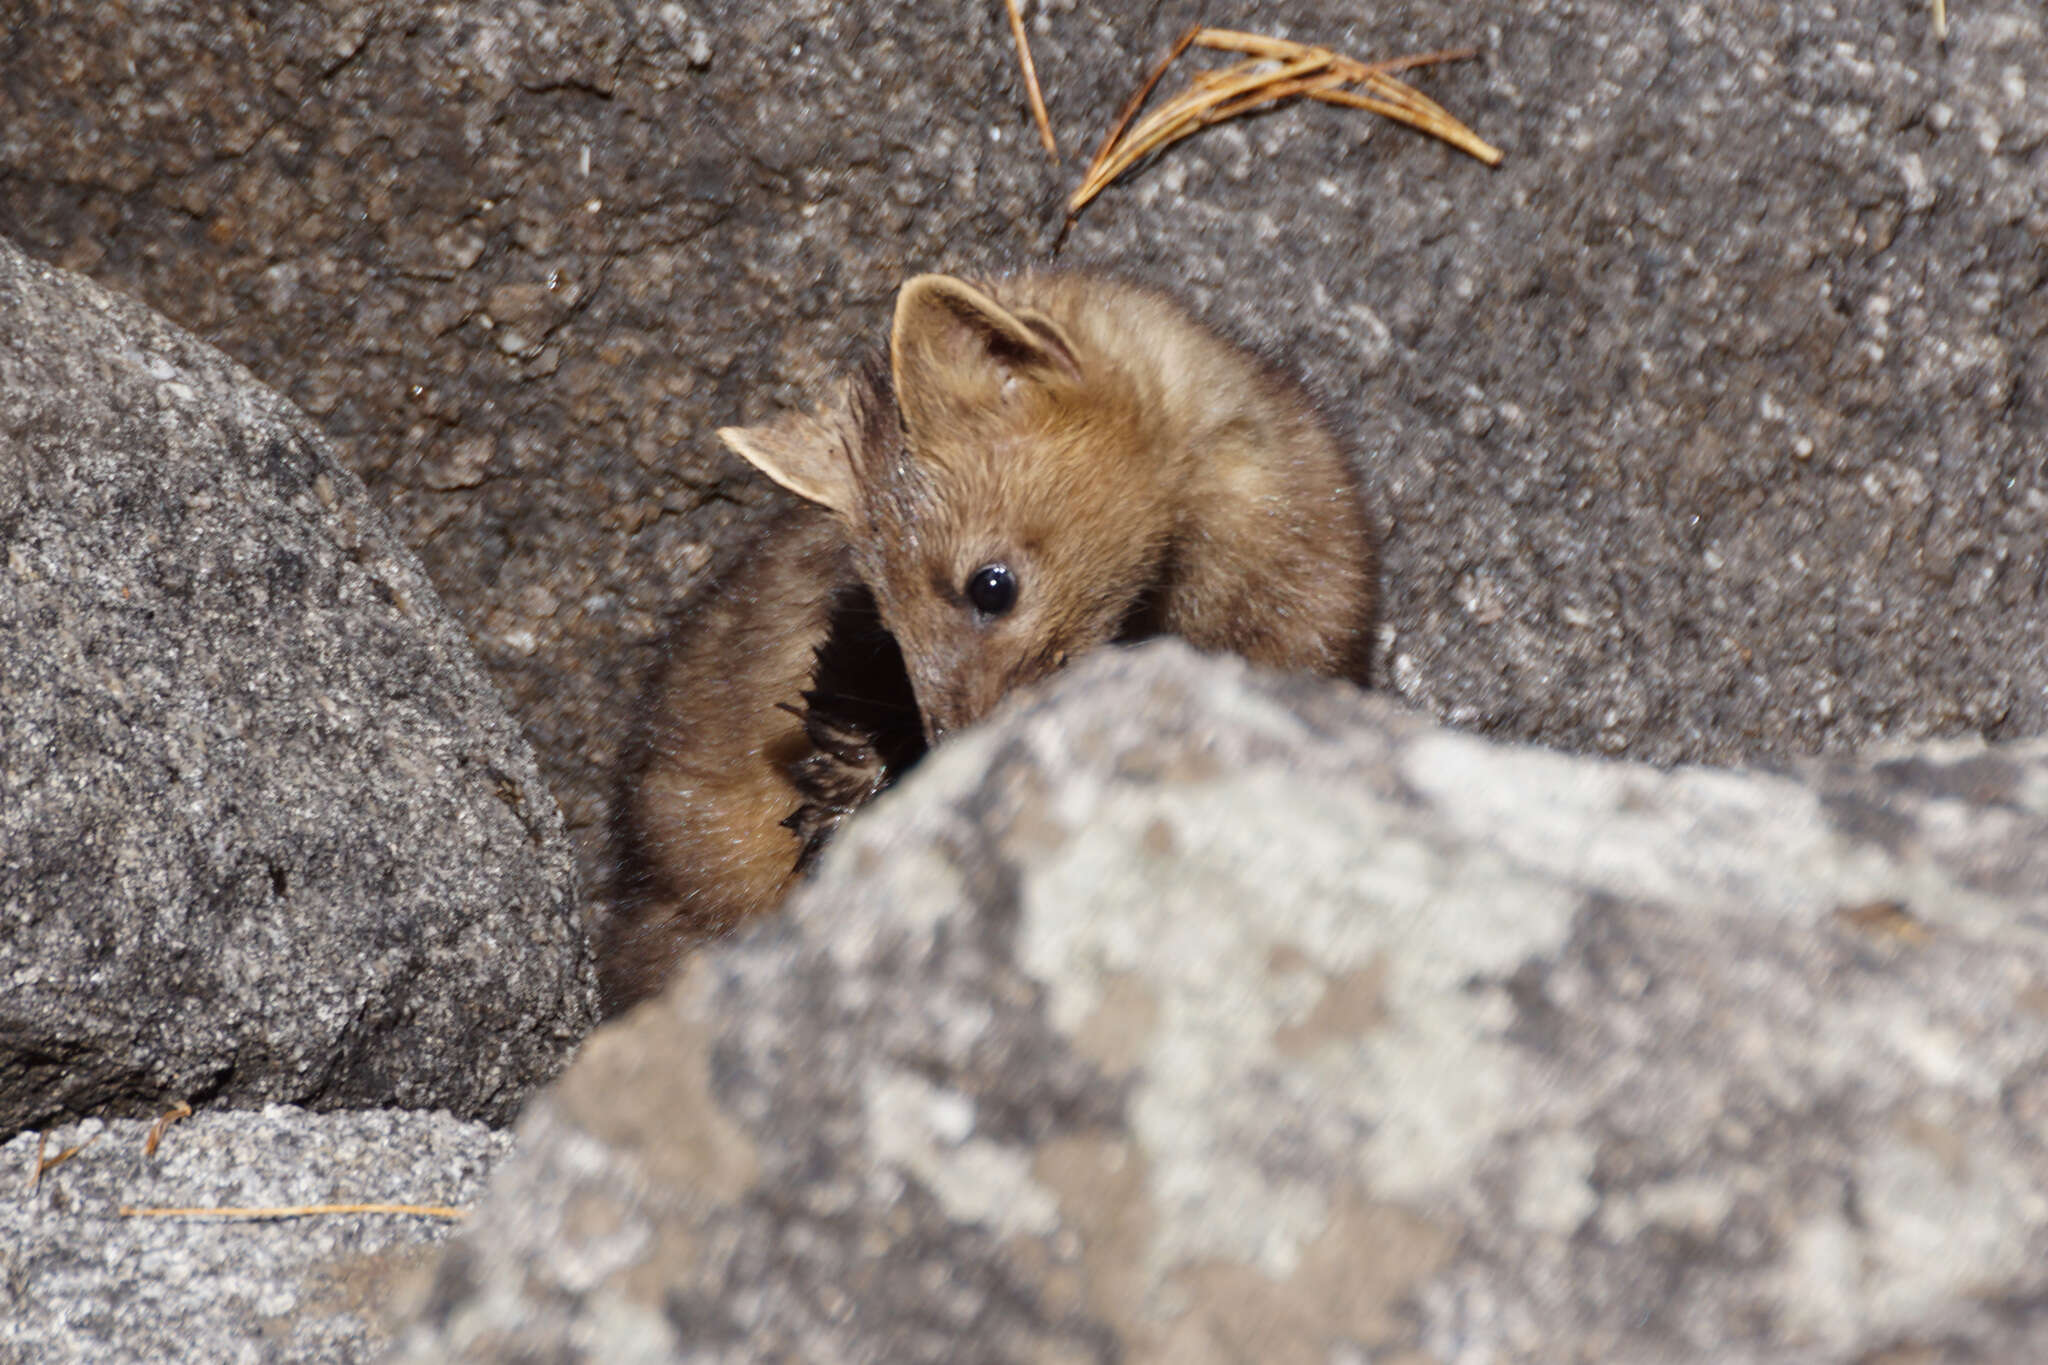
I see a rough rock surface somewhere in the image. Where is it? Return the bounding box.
[0,238,595,1138]
[391,644,2048,1363]
[1,1106,511,1365]
[5,0,2041,906]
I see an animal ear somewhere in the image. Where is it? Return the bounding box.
[891,274,1081,435]
[717,381,862,516]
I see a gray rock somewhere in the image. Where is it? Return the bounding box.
[4,0,2040,909]
[0,1106,512,1364]
[392,644,2048,1363]
[0,238,595,1138]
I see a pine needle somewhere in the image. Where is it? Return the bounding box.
[144,1101,193,1158]
[1004,0,1060,160]
[1069,26,1500,221]
[118,1202,467,1221]
[1085,23,1201,175]
[30,1131,101,1190]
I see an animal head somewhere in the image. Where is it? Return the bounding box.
[720,273,1179,742]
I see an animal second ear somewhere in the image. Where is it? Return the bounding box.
[717,379,863,516]
[891,275,1081,435]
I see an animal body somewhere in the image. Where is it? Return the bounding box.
[598,271,1378,1014]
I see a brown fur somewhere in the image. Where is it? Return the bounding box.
[597,271,1378,1014]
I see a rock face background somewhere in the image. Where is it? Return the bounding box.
[1,1107,509,1365]
[4,0,2046,1361]
[394,646,2048,1364]
[6,0,2041,908]
[0,239,595,1138]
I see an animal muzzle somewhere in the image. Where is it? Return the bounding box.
[915,652,1069,748]
[914,676,1002,748]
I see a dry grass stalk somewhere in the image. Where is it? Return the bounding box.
[143,1100,194,1158]
[118,1202,467,1221]
[30,1131,101,1191]
[1832,899,1934,946]
[1004,0,1060,160]
[1070,26,1500,219]
[1085,23,1202,175]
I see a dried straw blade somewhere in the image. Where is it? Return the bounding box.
[1207,67,1355,123]
[1202,29,1500,164]
[118,1201,467,1221]
[32,1132,100,1185]
[1314,59,1500,165]
[1003,0,1060,159]
[1086,23,1201,173]
[1079,50,1277,204]
[1192,27,1306,60]
[1070,26,1500,217]
[1192,28,1472,76]
[1074,50,1336,210]
[144,1100,193,1158]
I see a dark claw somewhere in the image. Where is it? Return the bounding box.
[779,583,928,875]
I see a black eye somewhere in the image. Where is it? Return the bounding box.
[965,563,1019,617]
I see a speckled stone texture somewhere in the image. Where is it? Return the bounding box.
[1,1106,512,1365]
[4,1,2039,912]
[5,1,2046,1358]
[390,644,2048,1364]
[0,238,595,1137]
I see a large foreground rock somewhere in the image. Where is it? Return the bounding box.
[394,645,2048,1363]
[4,1,2041,905]
[0,239,595,1138]
[1,1106,511,1364]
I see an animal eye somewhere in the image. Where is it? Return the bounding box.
[965,563,1019,616]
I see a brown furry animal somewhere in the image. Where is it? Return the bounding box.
[598,272,1378,1014]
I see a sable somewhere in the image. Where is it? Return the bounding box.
[598,271,1379,1015]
